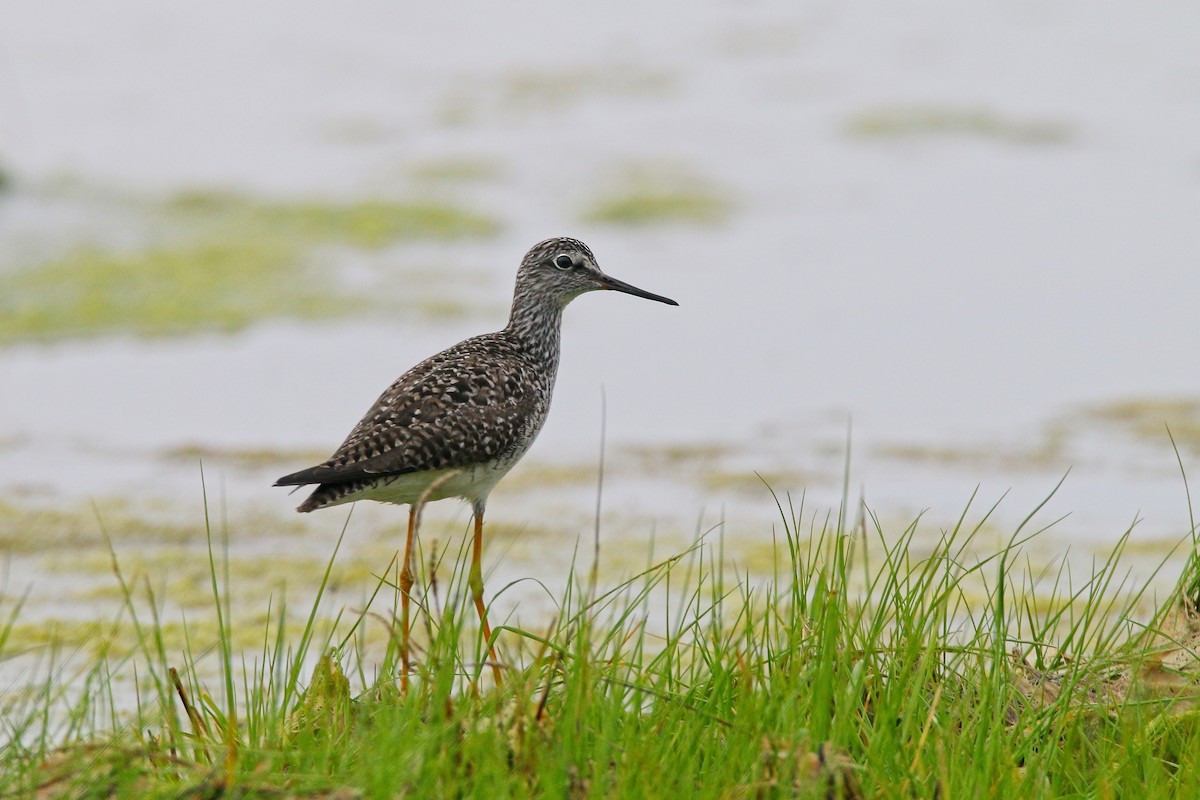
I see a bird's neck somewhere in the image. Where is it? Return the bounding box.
[505,293,564,367]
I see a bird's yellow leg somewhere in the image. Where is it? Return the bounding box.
[399,506,417,694]
[470,511,503,686]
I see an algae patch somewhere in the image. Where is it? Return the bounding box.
[872,433,1068,471]
[0,240,363,342]
[583,163,732,226]
[437,64,676,125]
[844,105,1073,146]
[164,191,499,247]
[0,498,209,554]
[0,496,403,659]
[158,443,334,473]
[409,157,505,184]
[0,191,501,344]
[501,65,675,112]
[1083,398,1200,456]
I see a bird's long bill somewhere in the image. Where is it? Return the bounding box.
[599,273,679,306]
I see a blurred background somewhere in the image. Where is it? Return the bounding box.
[1,2,1199,638]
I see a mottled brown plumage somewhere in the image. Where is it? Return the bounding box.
[275,236,676,514]
[276,333,550,512]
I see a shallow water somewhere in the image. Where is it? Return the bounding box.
[1,1,1199,670]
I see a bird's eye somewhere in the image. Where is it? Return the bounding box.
[553,254,574,270]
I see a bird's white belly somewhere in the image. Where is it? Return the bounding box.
[352,458,520,510]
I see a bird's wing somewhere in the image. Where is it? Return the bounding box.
[274,339,543,487]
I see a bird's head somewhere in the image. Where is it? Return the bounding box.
[515,237,679,309]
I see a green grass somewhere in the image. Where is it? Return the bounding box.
[2,482,1200,798]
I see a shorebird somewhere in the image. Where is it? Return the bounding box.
[274,237,677,686]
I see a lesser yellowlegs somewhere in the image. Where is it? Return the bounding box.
[274,236,677,686]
